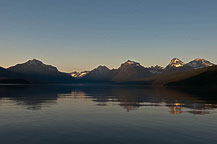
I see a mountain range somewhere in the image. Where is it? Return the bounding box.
[0,58,216,86]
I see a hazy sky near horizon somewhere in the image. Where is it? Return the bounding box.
[0,0,217,72]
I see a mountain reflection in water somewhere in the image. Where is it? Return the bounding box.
[0,85,216,115]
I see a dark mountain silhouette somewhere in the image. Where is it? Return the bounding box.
[112,60,153,82]
[166,66,217,87]
[80,60,157,83]
[0,67,29,84]
[7,59,75,83]
[0,67,12,77]
[82,65,115,82]
[8,59,60,75]
[144,65,216,86]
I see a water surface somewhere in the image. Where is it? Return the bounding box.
[0,85,217,144]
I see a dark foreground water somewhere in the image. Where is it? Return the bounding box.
[0,85,217,144]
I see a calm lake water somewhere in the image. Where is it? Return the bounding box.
[0,85,217,144]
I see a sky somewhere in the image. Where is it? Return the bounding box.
[0,0,217,72]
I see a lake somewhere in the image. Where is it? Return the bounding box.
[0,85,217,144]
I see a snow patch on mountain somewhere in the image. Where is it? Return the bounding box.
[70,71,89,78]
[186,58,215,69]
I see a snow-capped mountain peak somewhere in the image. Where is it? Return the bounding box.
[166,58,185,68]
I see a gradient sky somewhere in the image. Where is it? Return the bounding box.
[0,0,217,72]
